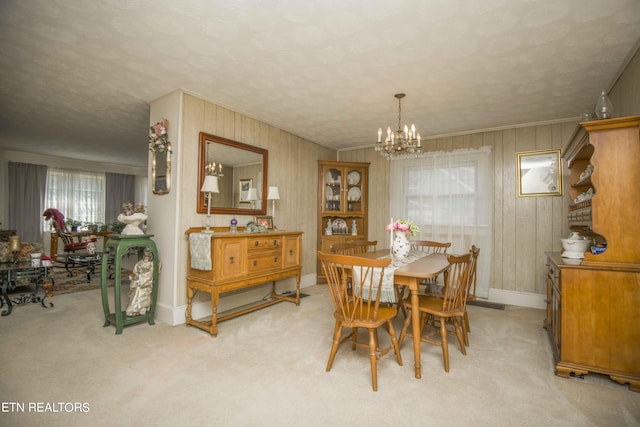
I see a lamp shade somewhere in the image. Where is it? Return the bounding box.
[200,175,220,193]
[247,187,259,201]
[267,186,280,200]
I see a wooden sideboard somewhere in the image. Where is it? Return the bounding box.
[185,228,302,337]
[545,253,640,391]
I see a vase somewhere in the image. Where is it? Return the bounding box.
[595,90,613,119]
[391,231,411,259]
[117,213,148,235]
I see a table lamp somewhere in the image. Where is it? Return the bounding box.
[247,187,259,209]
[200,175,220,233]
[267,186,280,227]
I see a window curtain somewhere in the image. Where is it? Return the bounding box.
[44,168,105,227]
[8,162,48,243]
[390,146,493,298]
[105,173,135,224]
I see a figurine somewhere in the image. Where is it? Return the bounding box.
[352,220,357,236]
[126,251,155,316]
[326,219,332,235]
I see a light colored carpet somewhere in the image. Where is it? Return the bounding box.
[0,284,638,427]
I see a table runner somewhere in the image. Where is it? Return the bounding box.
[353,251,429,303]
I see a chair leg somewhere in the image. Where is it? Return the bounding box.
[387,320,403,366]
[452,317,467,355]
[461,313,470,347]
[394,286,406,318]
[464,310,471,332]
[351,326,358,350]
[398,306,412,347]
[440,319,450,372]
[326,320,342,372]
[368,328,378,391]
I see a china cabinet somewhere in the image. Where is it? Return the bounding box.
[317,161,369,283]
[544,115,640,391]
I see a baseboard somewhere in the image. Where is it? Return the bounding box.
[486,288,546,310]
[157,272,318,326]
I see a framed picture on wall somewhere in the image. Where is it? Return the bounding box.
[516,149,563,197]
[239,178,253,204]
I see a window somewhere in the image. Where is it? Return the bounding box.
[44,168,105,229]
[405,161,479,225]
[390,146,493,298]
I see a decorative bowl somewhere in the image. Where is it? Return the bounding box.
[560,238,591,258]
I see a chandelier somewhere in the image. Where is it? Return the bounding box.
[206,161,224,177]
[375,93,422,159]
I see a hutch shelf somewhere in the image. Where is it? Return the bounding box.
[545,115,640,392]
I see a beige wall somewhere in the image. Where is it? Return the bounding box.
[341,122,575,299]
[152,91,335,323]
[339,45,640,300]
[608,45,640,118]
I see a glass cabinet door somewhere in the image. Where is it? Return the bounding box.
[324,168,342,212]
[346,168,364,214]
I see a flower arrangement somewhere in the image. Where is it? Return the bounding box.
[385,219,420,237]
[121,202,146,216]
[149,119,171,153]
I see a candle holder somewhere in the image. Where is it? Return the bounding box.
[9,235,21,264]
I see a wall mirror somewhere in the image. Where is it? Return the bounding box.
[198,132,268,215]
[152,142,171,195]
[516,149,563,197]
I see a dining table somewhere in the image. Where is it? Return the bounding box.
[356,249,450,379]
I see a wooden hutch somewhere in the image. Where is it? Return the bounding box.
[317,161,369,283]
[545,115,640,391]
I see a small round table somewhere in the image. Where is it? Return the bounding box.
[100,234,159,334]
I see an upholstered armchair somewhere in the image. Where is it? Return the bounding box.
[43,208,89,255]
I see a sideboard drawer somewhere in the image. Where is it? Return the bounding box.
[249,237,282,250]
[248,251,282,273]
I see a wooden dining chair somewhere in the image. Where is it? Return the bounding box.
[352,239,377,254]
[462,245,480,345]
[399,253,473,372]
[317,251,403,391]
[410,240,451,294]
[330,241,357,255]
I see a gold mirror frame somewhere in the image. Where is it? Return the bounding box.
[197,132,268,215]
[516,149,563,197]
[152,142,171,195]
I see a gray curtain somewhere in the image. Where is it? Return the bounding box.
[105,173,135,224]
[8,162,48,243]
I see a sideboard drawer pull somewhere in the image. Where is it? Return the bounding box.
[253,260,258,266]
[273,257,278,263]
[289,249,293,256]
[229,256,234,264]
[273,239,278,247]
[255,241,260,247]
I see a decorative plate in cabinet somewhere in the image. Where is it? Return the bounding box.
[347,187,361,201]
[347,170,361,185]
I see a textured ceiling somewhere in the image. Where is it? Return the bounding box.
[1,0,639,167]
